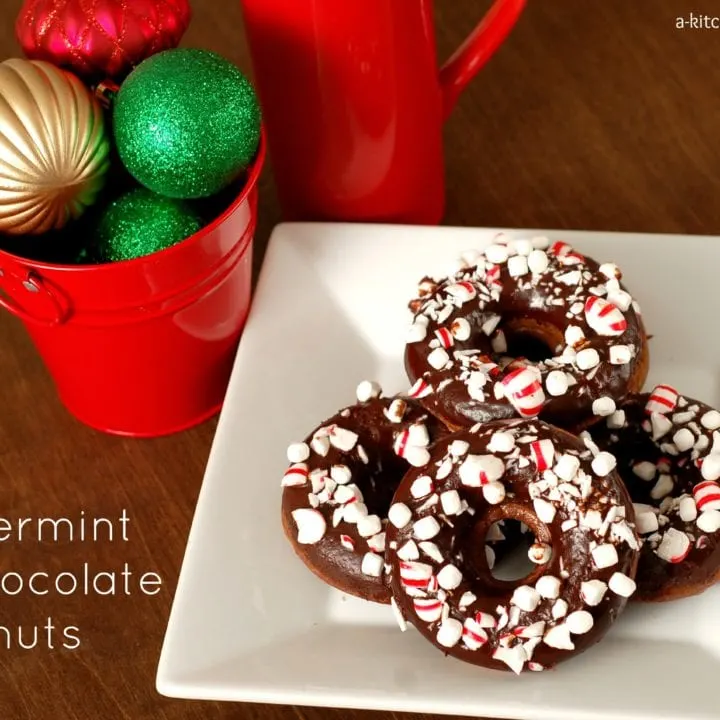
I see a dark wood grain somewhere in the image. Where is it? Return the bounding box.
[2,0,720,717]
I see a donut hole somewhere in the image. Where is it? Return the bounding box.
[355,453,408,517]
[501,318,563,363]
[485,520,537,582]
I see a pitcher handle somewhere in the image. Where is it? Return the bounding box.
[0,269,69,327]
[439,0,526,120]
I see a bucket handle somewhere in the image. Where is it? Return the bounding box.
[0,268,69,327]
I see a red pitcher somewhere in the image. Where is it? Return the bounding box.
[240,0,525,225]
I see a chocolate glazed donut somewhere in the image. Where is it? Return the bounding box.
[386,419,640,673]
[404,236,649,432]
[590,385,720,601]
[281,381,446,604]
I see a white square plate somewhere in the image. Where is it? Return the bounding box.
[157,223,720,720]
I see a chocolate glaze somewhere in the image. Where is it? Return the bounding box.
[590,389,720,600]
[404,237,648,431]
[281,391,446,604]
[386,419,639,673]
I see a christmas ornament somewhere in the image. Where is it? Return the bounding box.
[15,0,192,84]
[0,59,110,236]
[113,49,261,199]
[95,188,202,262]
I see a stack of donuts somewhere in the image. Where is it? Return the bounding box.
[280,234,720,674]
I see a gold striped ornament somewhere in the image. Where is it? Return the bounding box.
[0,58,110,235]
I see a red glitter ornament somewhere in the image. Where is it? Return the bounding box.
[15,0,192,83]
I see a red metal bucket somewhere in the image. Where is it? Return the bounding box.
[0,134,265,438]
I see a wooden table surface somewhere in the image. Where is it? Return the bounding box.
[1,1,720,718]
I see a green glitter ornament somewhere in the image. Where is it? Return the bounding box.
[95,188,202,262]
[113,48,261,199]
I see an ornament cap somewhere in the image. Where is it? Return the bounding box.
[95,81,121,110]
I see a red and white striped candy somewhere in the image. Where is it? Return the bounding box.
[459,454,505,486]
[529,439,555,471]
[513,621,546,638]
[474,611,497,628]
[501,366,545,417]
[282,463,308,487]
[643,384,679,415]
[584,296,627,336]
[563,252,585,265]
[549,241,572,257]
[693,480,720,512]
[462,618,489,649]
[394,431,431,466]
[434,327,454,349]
[407,378,433,399]
[445,281,477,303]
[413,597,443,623]
[339,534,355,551]
[399,561,434,589]
[393,430,412,459]
[655,528,691,563]
[485,264,502,290]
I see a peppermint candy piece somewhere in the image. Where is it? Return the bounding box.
[445,281,477,303]
[584,296,627,336]
[501,366,545,417]
[645,384,679,415]
[399,561,434,590]
[459,454,505,487]
[291,508,326,544]
[282,463,308,487]
[530,439,555,471]
[434,327,454,349]
[407,378,433,399]
[462,618,489,649]
[413,597,443,623]
[492,645,527,674]
[693,480,720,511]
[655,528,691,563]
